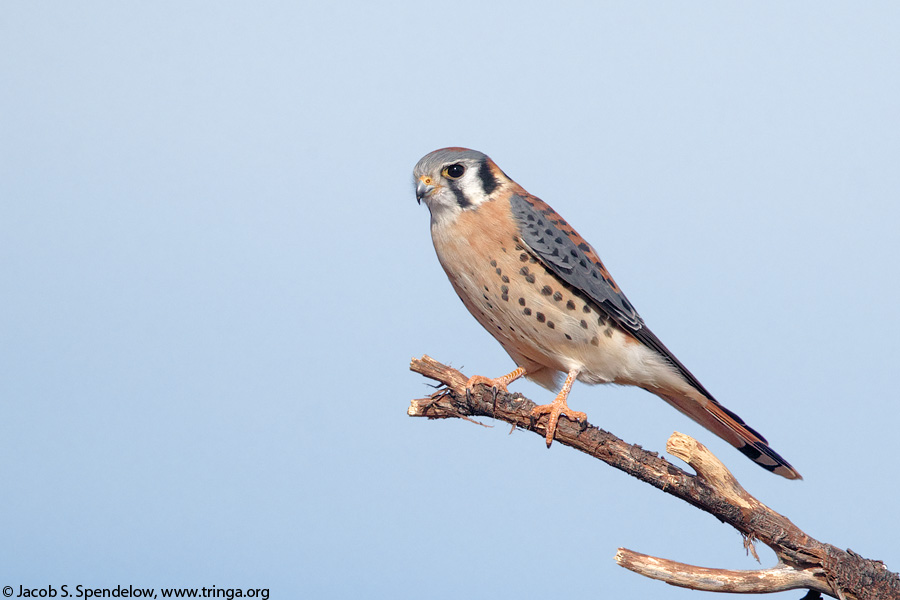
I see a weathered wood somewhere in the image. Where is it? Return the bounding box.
[409,355,899,600]
[614,550,823,594]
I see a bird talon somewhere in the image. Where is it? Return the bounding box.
[530,378,586,447]
[463,367,526,404]
[464,375,509,402]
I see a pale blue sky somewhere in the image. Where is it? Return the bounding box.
[2,2,898,598]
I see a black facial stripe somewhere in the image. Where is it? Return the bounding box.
[447,180,472,208]
[478,159,498,195]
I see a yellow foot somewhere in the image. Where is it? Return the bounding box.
[531,399,586,447]
[465,367,526,402]
[530,368,585,447]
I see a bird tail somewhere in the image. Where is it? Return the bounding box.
[654,388,801,480]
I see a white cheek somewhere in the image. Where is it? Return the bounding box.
[458,176,486,202]
[424,169,488,227]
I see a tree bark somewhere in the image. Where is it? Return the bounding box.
[408,355,899,600]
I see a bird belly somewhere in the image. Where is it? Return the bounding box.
[432,212,676,392]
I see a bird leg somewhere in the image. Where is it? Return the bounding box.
[465,367,526,402]
[531,368,586,447]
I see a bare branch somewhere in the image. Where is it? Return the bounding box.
[666,431,756,510]
[409,355,900,600]
[614,549,824,594]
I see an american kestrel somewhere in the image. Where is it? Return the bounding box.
[414,147,800,480]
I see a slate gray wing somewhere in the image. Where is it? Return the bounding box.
[509,193,715,400]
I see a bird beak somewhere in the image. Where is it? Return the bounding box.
[416,178,435,204]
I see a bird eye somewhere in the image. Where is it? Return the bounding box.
[444,163,466,179]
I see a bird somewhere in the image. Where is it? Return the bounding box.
[414,147,800,480]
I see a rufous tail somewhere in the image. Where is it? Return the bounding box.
[654,389,801,480]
